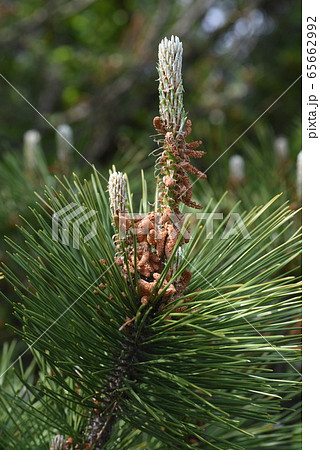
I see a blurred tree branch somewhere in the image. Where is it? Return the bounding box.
[0,0,99,44]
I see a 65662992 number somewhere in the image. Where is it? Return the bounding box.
[307,17,317,79]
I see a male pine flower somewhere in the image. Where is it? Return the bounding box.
[154,35,207,211]
[107,36,206,309]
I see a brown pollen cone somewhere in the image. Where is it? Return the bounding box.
[153,116,207,212]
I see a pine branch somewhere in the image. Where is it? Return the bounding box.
[0,35,301,449]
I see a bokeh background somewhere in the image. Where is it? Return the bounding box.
[0,0,301,343]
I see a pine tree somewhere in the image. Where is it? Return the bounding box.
[0,36,301,449]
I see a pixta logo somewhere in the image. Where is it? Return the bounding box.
[52,203,98,249]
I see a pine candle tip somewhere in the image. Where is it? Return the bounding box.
[158,35,185,134]
[229,154,245,181]
[23,129,42,171]
[24,129,41,146]
[57,124,73,143]
[154,35,206,210]
[274,136,289,160]
[296,151,302,200]
[56,124,73,164]
[108,171,127,217]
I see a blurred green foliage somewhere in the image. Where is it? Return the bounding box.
[0,0,301,163]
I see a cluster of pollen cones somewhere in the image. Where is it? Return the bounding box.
[100,113,207,319]
[113,206,192,311]
[154,116,207,211]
